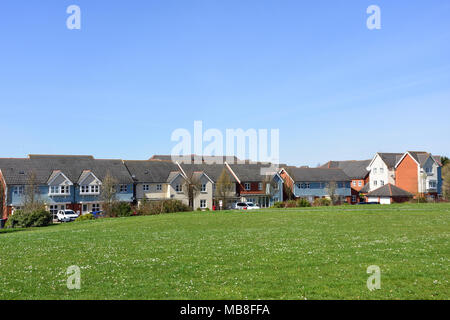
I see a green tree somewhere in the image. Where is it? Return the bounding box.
[440,156,449,166]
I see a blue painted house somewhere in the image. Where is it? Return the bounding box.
[280,167,352,203]
[0,155,134,219]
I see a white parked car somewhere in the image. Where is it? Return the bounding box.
[244,202,261,210]
[56,210,79,222]
[233,202,261,210]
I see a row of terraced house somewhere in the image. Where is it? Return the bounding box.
[0,151,444,219]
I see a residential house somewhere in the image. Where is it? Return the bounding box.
[280,167,352,203]
[366,153,403,192]
[320,160,371,203]
[394,151,442,199]
[177,163,239,209]
[0,155,134,219]
[124,160,189,206]
[366,184,414,204]
[226,163,284,207]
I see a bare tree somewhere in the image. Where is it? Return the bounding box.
[442,163,450,200]
[23,171,45,213]
[326,181,338,205]
[100,172,118,217]
[215,168,234,209]
[182,172,202,210]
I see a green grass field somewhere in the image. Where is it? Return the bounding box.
[0,203,449,300]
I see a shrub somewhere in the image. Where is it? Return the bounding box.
[5,209,52,228]
[112,202,133,217]
[272,201,285,208]
[313,198,331,207]
[296,198,311,207]
[139,200,190,215]
[196,208,202,211]
[75,213,95,222]
[411,196,428,203]
[285,200,297,208]
[204,208,210,211]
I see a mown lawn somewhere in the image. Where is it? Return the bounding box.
[0,203,449,300]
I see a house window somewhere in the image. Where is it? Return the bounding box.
[200,199,207,208]
[373,181,377,187]
[305,183,310,189]
[201,184,207,192]
[352,181,356,186]
[13,186,25,195]
[143,184,149,191]
[244,183,251,191]
[119,185,128,193]
[49,205,59,218]
[352,195,357,203]
[380,168,384,174]
[358,181,362,187]
[380,180,384,186]
[156,184,162,191]
[49,185,70,195]
[258,182,263,191]
[92,203,101,212]
[80,185,99,194]
[429,181,437,189]
[373,168,377,174]
[175,184,182,192]
[425,167,432,174]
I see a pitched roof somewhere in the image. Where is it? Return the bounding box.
[287,167,351,182]
[0,155,133,185]
[367,184,413,198]
[359,183,371,194]
[407,151,430,166]
[123,160,180,183]
[226,163,279,182]
[178,163,238,183]
[320,160,371,179]
[150,154,241,164]
[377,153,404,168]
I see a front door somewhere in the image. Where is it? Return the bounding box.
[82,204,89,214]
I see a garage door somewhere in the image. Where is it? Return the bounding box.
[380,197,391,205]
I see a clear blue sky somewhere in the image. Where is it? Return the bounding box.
[0,0,449,166]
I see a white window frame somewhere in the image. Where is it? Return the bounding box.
[80,185,100,195]
[13,185,25,196]
[201,184,207,192]
[373,168,377,174]
[156,184,162,191]
[358,181,362,187]
[175,184,182,192]
[119,184,128,193]
[143,184,150,192]
[244,183,251,191]
[258,182,263,191]
[373,181,378,187]
[49,185,70,196]
[200,199,207,208]
[380,180,385,186]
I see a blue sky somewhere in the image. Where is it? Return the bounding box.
[0,0,449,166]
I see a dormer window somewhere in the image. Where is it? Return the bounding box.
[49,185,70,195]
[244,183,251,191]
[80,185,100,195]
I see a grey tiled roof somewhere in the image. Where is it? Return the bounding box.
[124,160,180,183]
[367,184,413,197]
[378,153,404,168]
[320,160,371,179]
[0,155,133,185]
[179,163,238,183]
[227,163,278,182]
[287,167,351,182]
[150,154,241,164]
[359,183,371,194]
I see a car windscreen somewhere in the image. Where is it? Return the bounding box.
[246,203,254,206]
[64,211,76,215]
